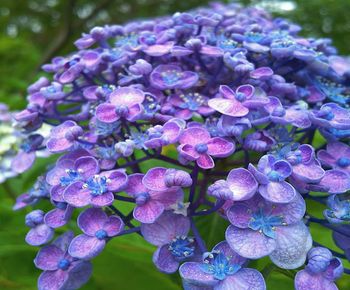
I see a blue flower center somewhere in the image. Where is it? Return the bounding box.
[195,143,208,154]
[109,48,123,61]
[45,86,57,94]
[143,95,160,115]
[161,71,182,85]
[267,170,283,182]
[272,107,286,117]
[115,105,129,117]
[67,58,79,67]
[96,145,119,160]
[337,157,350,168]
[20,142,32,153]
[318,107,334,120]
[245,32,264,43]
[217,36,238,51]
[135,192,150,205]
[201,252,241,281]
[60,169,81,186]
[95,119,120,136]
[84,175,109,196]
[168,236,195,260]
[95,229,108,240]
[115,34,139,48]
[57,259,70,271]
[248,208,283,239]
[179,93,205,111]
[235,92,246,102]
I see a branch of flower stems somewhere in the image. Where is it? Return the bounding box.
[307,215,350,237]
[190,217,207,253]
[192,199,225,216]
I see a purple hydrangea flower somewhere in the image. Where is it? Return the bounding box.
[317,141,350,174]
[248,155,296,203]
[324,195,350,224]
[25,210,54,246]
[34,231,92,290]
[145,118,185,149]
[162,92,214,120]
[286,144,325,184]
[150,64,199,90]
[68,208,124,259]
[64,168,127,207]
[96,87,145,123]
[12,134,44,173]
[309,103,350,130]
[225,194,312,269]
[125,167,191,223]
[295,247,343,290]
[208,168,258,201]
[208,85,269,117]
[177,127,235,169]
[179,241,266,290]
[46,121,84,153]
[141,211,195,273]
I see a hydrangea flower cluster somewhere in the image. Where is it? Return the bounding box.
[6,2,350,289]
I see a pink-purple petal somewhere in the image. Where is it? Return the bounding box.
[226,168,258,201]
[34,245,64,271]
[95,103,119,123]
[141,211,190,246]
[225,225,276,259]
[63,182,91,207]
[259,181,296,204]
[207,137,235,157]
[68,234,106,259]
[153,245,179,273]
[270,222,312,269]
[103,216,124,236]
[215,268,266,290]
[38,269,69,290]
[77,208,107,236]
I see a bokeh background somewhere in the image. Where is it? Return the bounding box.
[0,0,350,289]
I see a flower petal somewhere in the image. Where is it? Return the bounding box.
[95,103,119,123]
[225,225,276,259]
[125,174,147,197]
[34,245,64,271]
[143,167,168,191]
[259,181,296,204]
[64,182,91,207]
[179,262,218,287]
[68,234,105,260]
[90,192,114,207]
[207,137,235,157]
[295,269,337,290]
[179,127,211,146]
[226,168,258,201]
[319,169,350,194]
[270,222,312,269]
[153,245,179,273]
[141,211,190,246]
[12,151,36,173]
[74,156,99,179]
[208,98,249,117]
[134,201,165,224]
[38,269,69,290]
[215,268,266,290]
[77,208,107,236]
[25,224,54,246]
[103,216,124,236]
[197,154,215,169]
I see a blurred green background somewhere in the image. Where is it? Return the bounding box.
[0,0,350,289]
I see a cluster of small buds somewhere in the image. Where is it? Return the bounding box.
[4,2,350,290]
